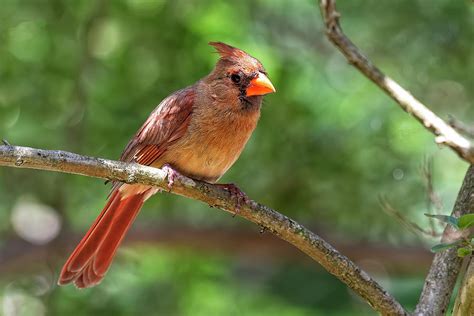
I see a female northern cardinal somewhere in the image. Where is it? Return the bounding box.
[58,42,275,288]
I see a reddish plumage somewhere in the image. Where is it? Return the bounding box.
[58,189,148,287]
[209,41,248,60]
[58,42,275,288]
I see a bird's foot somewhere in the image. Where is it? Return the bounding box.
[215,183,249,217]
[162,164,180,192]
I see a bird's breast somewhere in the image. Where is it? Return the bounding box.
[160,107,260,182]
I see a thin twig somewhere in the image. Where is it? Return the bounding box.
[318,1,474,314]
[449,115,474,139]
[421,157,444,235]
[0,144,408,315]
[318,0,474,164]
[380,197,439,238]
[421,157,444,216]
[414,165,474,315]
[380,159,445,239]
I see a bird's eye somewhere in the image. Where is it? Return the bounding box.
[230,73,241,84]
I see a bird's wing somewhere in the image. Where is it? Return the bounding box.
[120,86,196,166]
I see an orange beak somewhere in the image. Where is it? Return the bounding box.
[246,72,276,97]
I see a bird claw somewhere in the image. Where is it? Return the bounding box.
[215,183,248,217]
[162,164,180,192]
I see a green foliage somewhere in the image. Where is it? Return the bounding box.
[458,214,474,230]
[427,213,474,256]
[424,214,459,229]
[457,247,472,258]
[430,241,461,253]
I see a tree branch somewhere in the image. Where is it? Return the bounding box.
[453,256,474,316]
[449,116,474,139]
[318,1,474,314]
[0,144,407,315]
[318,0,474,165]
[414,165,474,315]
[0,226,433,275]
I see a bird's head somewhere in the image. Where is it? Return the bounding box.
[207,42,276,110]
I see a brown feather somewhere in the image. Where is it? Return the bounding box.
[121,87,196,165]
[59,42,274,288]
[209,42,247,60]
[58,189,148,288]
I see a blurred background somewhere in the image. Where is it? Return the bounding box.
[0,0,472,315]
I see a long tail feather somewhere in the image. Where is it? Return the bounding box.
[58,188,147,288]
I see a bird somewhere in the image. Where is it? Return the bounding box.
[57,42,276,288]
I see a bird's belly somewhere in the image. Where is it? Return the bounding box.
[158,124,255,182]
[172,148,237,182]
[166,137,247,182]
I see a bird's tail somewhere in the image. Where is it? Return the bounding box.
[58,186,150,288]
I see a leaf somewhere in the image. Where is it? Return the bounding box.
[457,247,472,258]
[424,213,459,228]
[430,241,461,253]
[458,214,474,230]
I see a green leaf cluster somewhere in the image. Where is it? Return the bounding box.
[427,213,474,257]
